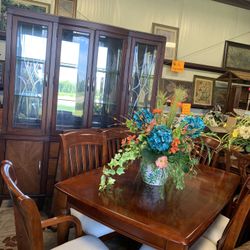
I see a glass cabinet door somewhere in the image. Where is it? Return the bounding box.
[12,21,49,129]
[90,34,124,127]
[56,27,93,130]
[127,42,158,115]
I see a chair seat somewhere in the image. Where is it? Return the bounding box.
[202,214,229,244]
[70,208,114,237]
[52,235,108,250]
[190,237,216,250]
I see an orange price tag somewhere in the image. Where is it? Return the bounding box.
[181,103,191,115]
[171,60,185,72]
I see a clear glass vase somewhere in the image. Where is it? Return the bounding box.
[140,159,168,186]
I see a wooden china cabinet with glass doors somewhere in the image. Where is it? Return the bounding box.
[0,8,165,205]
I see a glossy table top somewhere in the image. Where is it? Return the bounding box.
[56,164,240,249]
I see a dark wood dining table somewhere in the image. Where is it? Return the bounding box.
[55,163,240,250]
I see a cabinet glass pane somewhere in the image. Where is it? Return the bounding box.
[128,43,157,115]
[56,30,90,130]
[13,22,48,128]
[92,36,123,127]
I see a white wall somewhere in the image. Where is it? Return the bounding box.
[75,0,250,81]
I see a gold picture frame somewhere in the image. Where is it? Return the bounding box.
[55,0,77,18]
[152,23,179,60]
[193,75,214,107]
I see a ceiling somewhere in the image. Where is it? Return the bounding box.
[213,0,250,10]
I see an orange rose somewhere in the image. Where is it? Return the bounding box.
[152,109,162,114]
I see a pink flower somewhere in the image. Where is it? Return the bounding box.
[155,156,168,169]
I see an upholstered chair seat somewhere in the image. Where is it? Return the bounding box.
[52,234,108,250]
[70,208,114,237]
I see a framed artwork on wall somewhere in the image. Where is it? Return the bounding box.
[152,23,179,60]
[55,0,77,18]
[193,75,214,107]
[15,0,50,13]
[159,78,193,103]
[222,41,250,72]
[0,1,50,31]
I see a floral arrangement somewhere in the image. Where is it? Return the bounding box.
[223,116,250,153]
[99,89,206,191]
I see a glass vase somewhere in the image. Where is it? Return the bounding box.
[140,159,168,186]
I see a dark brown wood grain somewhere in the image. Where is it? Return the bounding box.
[56,163,240,250]
[59,130,108,180]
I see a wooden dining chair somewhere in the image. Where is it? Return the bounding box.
[59,130,114,238]
[0,160,108,250]
[60,129,108,181]
[193,135,221,167]
[102,126,132,161]
[224,149,250,186]
[140,176,250,250]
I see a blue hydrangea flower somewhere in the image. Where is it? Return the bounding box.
[147,125,172,152]
[182,116,205,138]
[133,109,154,129]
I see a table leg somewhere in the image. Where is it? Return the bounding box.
[52,188,69,245]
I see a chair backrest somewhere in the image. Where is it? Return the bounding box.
[225,149,250,185]
[193,135,221,167]
[102,127,132,162]
[0,160,43,250]
[218,176,250,250]
[60,130,108,180]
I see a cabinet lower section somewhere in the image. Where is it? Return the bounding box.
[0,137,60,204]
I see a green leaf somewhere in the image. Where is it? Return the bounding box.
[107,177,116,185]
[116,167,125,175]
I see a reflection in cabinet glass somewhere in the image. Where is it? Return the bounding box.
[128,42,157,115]
[92,35,123,127]
[13,22,48,128]
[56,29,90,130]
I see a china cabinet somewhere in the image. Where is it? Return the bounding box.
[0,8,165,204]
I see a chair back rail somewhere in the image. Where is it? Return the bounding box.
[193,136,221,167]
[102,127,132,161]
[60,131,108,180]
[218,176,250,250]
[1,160,44,250]
[225,149,250,185]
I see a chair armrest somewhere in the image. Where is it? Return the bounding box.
[41,215,83,237]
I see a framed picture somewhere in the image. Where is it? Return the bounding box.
[193,75,214,107]
[152,23,179,60]
[159,78,193,103]
[0,1,50,30]
[222,41,250,72]
[55,0,77,18]
[15,0,50,13]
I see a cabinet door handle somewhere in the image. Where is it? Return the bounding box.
[44,73,48,87]
[86,77,90,92]
[38,160,41,174]
[91,77,96,92]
